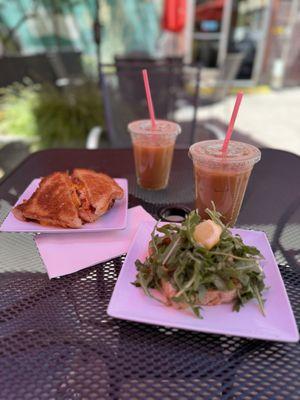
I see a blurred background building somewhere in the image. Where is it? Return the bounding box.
[1,0,299,87]
[0,0,299,177]
[192,0,300,88]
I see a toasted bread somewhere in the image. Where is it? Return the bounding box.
[72,169,124,223]
[13,172,82,228]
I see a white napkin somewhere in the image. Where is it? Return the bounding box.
[35,206,155,279]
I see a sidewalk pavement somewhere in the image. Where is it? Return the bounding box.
[177,87,300,156]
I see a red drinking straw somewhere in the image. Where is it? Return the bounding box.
[142,69,156,130]
[222,92,244,154]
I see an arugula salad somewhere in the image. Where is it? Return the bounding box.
[134,207,266,318]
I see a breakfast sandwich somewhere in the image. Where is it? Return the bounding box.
[12,169,124,228]
[72,169,124,223]
[13,172,82,228]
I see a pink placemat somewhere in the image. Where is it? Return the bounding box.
[35,206,155,279]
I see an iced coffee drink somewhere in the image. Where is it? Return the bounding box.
[128,120,181,190]
[189,140,261,226]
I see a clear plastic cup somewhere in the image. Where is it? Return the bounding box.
[189,140,261,226]
[128,119,181,190]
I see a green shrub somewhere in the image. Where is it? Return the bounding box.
[33,82,104,148]
[0,80,105,148]
[0,80,39,138]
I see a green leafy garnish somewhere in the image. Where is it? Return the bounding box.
[133,206,266,318]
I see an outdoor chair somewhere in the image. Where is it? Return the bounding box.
[197,52,245,140]
[115,54,184,72]
[114,56,185,111]
[0,52,84,88]
[0,141,30,176]
[200,52,244,105]
[0,55,56,87]
[98,61,201,148]
[272,197,300,269]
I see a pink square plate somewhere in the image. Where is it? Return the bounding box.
[0,178,128,233]
[107,221,299,342]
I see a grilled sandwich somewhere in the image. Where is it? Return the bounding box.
[72,169,124,223]
[13,172,82,228]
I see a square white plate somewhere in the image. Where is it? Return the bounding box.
[108,221,299,342]
[0,178,128,233]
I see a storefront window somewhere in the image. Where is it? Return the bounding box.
[193,0,225,67]
[228,0,270,80]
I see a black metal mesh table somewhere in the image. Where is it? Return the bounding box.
[0,148,299,400]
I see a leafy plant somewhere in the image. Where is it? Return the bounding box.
[0,79,105,148]
[134,207,266,318]
[33,82,104,148]
[0,80,39,138]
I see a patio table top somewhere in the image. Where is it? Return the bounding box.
[0,148,299,399]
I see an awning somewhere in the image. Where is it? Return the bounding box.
[196,0,224,21]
